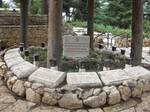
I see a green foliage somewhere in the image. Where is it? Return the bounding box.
[60,51,128,72]
[28,47,47,62]
[66,21,132,37]
[144,20,150,38]
[30,0,42,14]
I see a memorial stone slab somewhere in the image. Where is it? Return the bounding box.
[11,61,37,78]
[5,56,25,68]
[99,69,132,86]
[123,66,150,79]
[29,67,66,88]
[67,72,102,87]
[63,35,90,58]
[6,48,19,54]
[4,51,21,60]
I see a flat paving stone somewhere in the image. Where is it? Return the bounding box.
[124,66,150,79]
[29,67,66,88]
[11,61,37,78]
[5,56,25,68]
[99,69,131,86]
[67,72,102,87]
[103,99,137,112]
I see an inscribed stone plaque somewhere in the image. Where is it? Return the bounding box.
[11,61,37,78]
[67,72,102,87]
[124,66,150,79]
[29,67,66,87]
[63,35,90,58]
[99,69,131,86]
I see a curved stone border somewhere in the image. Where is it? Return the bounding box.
[1,48,150,110]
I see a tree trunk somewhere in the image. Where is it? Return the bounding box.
[131,0,143,66]
[47,0,63,68]
[20,0,29,49]
[87,0,94,51]
[0,0,2,8]
[42,0,49,14]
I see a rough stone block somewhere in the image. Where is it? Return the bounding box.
[67,72,102,87]
[11,61,37,78]
[29,67,66,88]
[99,69,131,86]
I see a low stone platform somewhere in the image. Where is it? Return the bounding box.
[99,66,150,86]
[29,67,66,88]
[67,72,102,87]
[2,48,150,110]
[11,61,37,78]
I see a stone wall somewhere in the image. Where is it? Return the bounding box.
[0,13,48,25]
[0,25,48,46]
[1,48,150,111]
[0,13,48,47]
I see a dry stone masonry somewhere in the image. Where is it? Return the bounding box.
[1,48,150,111]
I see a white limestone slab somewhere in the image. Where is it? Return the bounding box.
[6,48,19,54]
[5,56,25,68]
[29,67,66,88]
[11,61,37,78]
[4,51,21,60]
[63,35,90,58]
[99,69,132,86]
[123,66,150,79]
[67,72,102,87]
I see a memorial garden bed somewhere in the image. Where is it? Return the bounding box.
[24,46,128,72]
[0,47,150,110]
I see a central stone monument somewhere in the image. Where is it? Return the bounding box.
[63,35,90,58]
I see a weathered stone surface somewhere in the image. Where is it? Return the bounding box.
[103,99,137,112]
[42,92,58,106]
[5,48,19,54]
[12,80,25,96]
[124,66,150,79]
[58,93,83,109]
[29,67,66,88]
[5,56,25,68]
[140,79,150,92]
[118,85,131,101]
[123,79,137,88]
[67,72,102,87]
[99,69,131,86]
[7,76,17,89]
[120,108,136,112]
[30,106,71,112]
[93,88,101,96]
[24,81,31,88]
[108,87,121,105]
[0,94,16,111]
[2,100,35,112]
[83,92,107,108]
[4,51,20,60]
[132,80,143,98]
[88,108,104,112]
[26,88,41,103]
[32,83,44,90]
[11,61,37,78]
[0,62,5,67]
[136,101,150,112]
[80,88,94,99]
[75,109,88,112]
[63,35,90,58]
